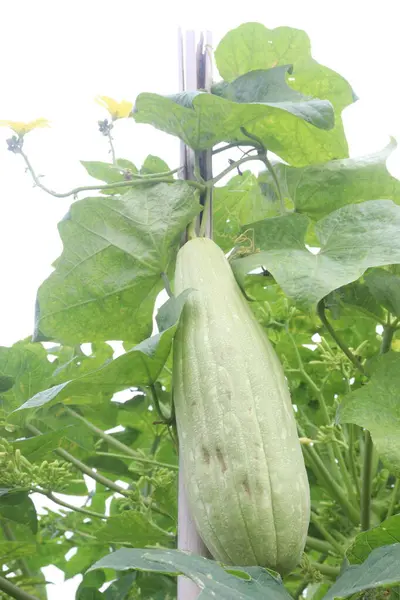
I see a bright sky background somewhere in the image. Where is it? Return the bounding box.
[0,0,399,597]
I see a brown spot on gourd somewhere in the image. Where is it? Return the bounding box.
[242,476,251,497]
[216,447,227,472]
[201,446,210,465]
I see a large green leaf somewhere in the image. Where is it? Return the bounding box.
[214,23,354,112]
[0,492,37,533]
[231,200,400,308]
[34,181,200,345]
[0,340,54,415]
[214,23,355,165]
[346,515,400,564]
[329,280,386,323]
[337,352,400,475]
[12,301,185,417]
[213,172,272,252]
[365,268,400,318]
[258,139,400,220]
[212,65,333,128]
[324,544,400,600]
[95,512,173,546]
[89,548,292,600]
[133,86,337,167]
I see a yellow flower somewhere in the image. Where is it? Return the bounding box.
[96,95,133,120]
[0,118,50,136]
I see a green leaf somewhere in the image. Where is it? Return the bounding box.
[64,545,107,579]
[214,22,355,165]
[213,172,272,252]
[95,512,173,546]
[215,22,355,113]
[365,269,400,318]
[0,375,14,393]
[156,289,193,333]
[260,139,400,220]
[103,573,137,600]
[89,548,291,600]
[324,544,400,600]
[135,572,176,599]
[231,200,400,308]
[133,89,340,168]
[13,302,185,416]
[346,515,400,564]
[0,340,55,414]
[330,281,385,323]
[13,428,72,461]
[80,161,135,184]
[337,352,400,475]
[0,492,37,533]
[140,155,170,175]
[212,65,334,128]
[0,540,37,563]
[34,182,200,345]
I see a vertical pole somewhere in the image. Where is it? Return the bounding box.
[177,28,213,600]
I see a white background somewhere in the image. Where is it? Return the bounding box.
[0,0,399,596]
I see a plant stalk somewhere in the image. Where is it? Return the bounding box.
[0,575,39,600]
[361,321,395,529]
[20,149,203,198]
[33,489,107,519]
[95,451,178,471]
[310,562,340,578]
[317,301,365,375]
[310,513,344,555]
[306,536,335,554]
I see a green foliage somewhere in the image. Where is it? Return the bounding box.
[1,18,400,600]
[231,201,400,308]
[34,182,200,345]
[325,545,400,599]
[258,139,400,220]
[347,515,400,564]
[89,548,292,600]
[338,352,400,475]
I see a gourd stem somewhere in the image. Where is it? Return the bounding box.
[302,443,359,524]
[317,301,365,375]
[199,185,212,237]
[240,127,285,214]
[310,562,340,578]
[306,536,335,554]
[212,142,257,155]
[310,512,344,556]
[209,154,262,186]
[347,424,361,499]
[360,431,374,531]
[288,330,356,501]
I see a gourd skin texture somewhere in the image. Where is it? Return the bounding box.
[173,238,310,574]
